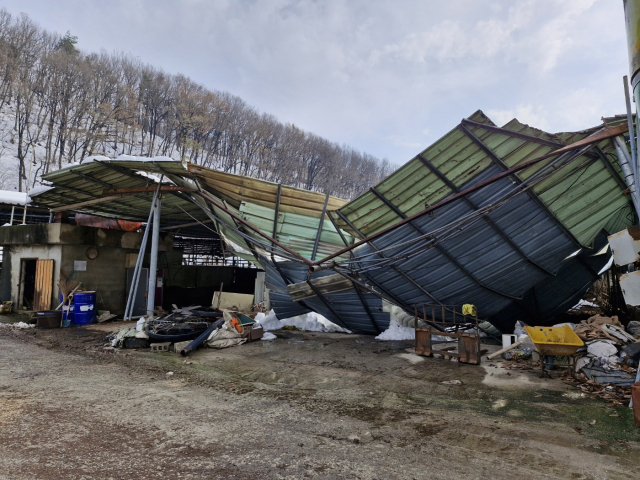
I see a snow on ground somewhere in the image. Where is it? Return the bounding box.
[255,310,350,333]
[375,304,415,340]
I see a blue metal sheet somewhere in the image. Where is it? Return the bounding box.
[343,163,587,332]
[261,257,388,334]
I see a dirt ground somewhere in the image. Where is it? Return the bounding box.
[0,316,638,480]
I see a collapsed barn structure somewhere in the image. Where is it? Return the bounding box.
[9,109,634,334]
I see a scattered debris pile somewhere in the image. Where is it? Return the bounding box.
[106,306,266,355]
[562,376,634,407]
[494,310,639,393]
[145,308,223,343]
[573,315,639,386]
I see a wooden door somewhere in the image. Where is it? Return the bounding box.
[33,259,54,311]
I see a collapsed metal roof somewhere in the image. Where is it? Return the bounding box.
[26,111,635,333]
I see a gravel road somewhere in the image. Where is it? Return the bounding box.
[0,322,638,479]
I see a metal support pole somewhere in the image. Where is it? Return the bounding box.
[623,76,640,208]
[146,196,161,318]
[311,192,330,261]
[124,222,150,320]
[614,137,640,219]
[124,184,162,320]
[21,206,27,225]
[9,206,14,226]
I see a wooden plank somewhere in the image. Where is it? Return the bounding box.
[286,274,354,301]
[211,292,254,311]
[33,259,54,311]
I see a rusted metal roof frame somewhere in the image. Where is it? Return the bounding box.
[460,118,566,149]
[334,209,448,315]
[369,184,522,301]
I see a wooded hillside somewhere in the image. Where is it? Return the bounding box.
[0,9,394,196]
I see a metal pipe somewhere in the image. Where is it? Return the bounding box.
[124,224,150,319]
[311,192,330,261]
[180,318,224,356]
[623,76,639,206]
[9,206,14,226]
[146,196,162,318]
[125,184,162,320]
[614,136,636,187]
[614,136,640,218]
[125,188,160,319]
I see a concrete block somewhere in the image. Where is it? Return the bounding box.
[150,342,171,352]
[173,340,191,353]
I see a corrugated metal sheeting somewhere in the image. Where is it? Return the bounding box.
[27,111,635,333]
[331,111,630,248]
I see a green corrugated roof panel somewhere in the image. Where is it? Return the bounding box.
[339,111,501,237]
[37,159,208,222]
[239,201,352,260]
[332,110,633,248]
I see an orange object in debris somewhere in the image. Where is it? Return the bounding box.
[230,317,242,333]
[75,213,142,232]
[633,382,640,428]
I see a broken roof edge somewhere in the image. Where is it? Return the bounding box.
[41,155,187,182]
[318,122,630,265]
[337,111,616,215]
[188,163,348,204]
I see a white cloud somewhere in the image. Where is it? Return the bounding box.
[0,0,629,163]
[487,105,551,130]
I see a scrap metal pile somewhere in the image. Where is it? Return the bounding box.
[491,311,640,406]
[145,307,223,343]
[106,307,264,356]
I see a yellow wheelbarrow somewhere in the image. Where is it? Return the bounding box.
[524,325,584,377]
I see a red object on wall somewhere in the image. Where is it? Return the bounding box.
[75,213,142,232]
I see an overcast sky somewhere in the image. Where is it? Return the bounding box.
[2,0,631,165]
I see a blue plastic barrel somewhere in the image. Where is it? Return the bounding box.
[59,293,74,327]
[73,291,96,325]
